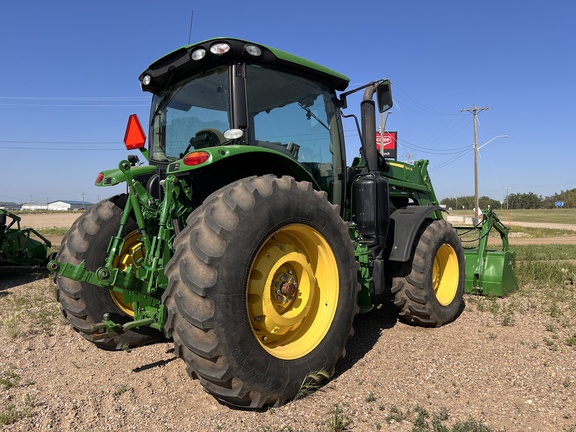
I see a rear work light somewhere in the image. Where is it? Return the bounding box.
[191,48,206,60]
[124,114,146,150]
[183,151,210,166]
[244,44,262,56]
[210,42,231,55]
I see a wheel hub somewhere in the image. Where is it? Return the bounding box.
[246,224,339,360]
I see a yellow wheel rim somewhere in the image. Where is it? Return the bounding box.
[433,243,459,306]
[110,230,144,316]
[247,224,339,360]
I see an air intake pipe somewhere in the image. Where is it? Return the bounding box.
[353,82,390,251]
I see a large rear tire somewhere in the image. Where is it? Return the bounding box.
[54,195,164,349]
[391,219,465,327]
[163,175,358,408]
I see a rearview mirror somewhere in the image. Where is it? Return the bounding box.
[377,80,393,113]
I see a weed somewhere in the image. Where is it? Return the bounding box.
[435,407,450,422]
[323,404,352,432]
[501,310,515,327]
[413,405,430,429]
[385,405,406,424]
[294,370,330,400]
[449,417,497,431]
[0,394,35,426]
[566,334,576,346]
[488,300,500,315]
[0,370,21,389]
[365,391,376,403]
[2,315,21,338]
[384,405,501,432]
[113,384,131,397]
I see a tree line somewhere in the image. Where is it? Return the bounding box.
[440,188,576,210]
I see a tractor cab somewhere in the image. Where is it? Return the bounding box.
[132,38,351,207]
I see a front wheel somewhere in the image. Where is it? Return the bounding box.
[391,219,465,327]
[163,175,359,408]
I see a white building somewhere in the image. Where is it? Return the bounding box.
[20,200,93,211]
[47,200,93,211]
[20,203,48,211]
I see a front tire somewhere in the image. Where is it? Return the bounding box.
[54,195,164,349]
[391,219,465,327]
[163,176,358,408]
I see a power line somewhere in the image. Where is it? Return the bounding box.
[0,140,118,144]
[0,146,124,151]
[391,85,459,117]
[0,96,147,100]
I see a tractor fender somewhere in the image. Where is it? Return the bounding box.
[387,206,446,262]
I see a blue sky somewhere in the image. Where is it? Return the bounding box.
[1,0,574,205]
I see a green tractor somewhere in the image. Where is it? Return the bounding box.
[1,209,53,272]
[49,37,467,408]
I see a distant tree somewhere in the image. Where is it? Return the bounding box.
[441,195,500,211]
[545,188,576,208]
[505,192,543,209]
[442,188,576,211]
[440,196,474,210]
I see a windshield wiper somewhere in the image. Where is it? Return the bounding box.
[298,102,329,131]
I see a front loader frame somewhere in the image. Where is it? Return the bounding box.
[457,210,518,297]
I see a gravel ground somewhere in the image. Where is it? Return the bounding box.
[1,213,575,431]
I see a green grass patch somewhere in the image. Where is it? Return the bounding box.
[36,227,69,237]
[514,244,576,261]
[506,209,576,224]
[515,260,576,286]
[510,226,576,237]
[0,277,62,338]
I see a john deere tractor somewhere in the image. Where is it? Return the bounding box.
[49,37,466,408]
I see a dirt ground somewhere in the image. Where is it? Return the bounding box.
[18,213,82,229]
[1,213,575,431]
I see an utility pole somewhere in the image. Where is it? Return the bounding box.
[461,105,489,223]
[402,153,416,164]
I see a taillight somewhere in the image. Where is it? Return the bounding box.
[183,151,210,166]
[95,172,104,184]
[124,114,146,150]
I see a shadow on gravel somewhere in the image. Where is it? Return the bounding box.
[0,271,49,291]
[133,355,178,373]
[334,295,399,379]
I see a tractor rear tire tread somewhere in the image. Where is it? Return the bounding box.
[163,175,358,408]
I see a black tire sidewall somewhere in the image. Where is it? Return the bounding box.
[410,220,465,324]
[174,177,357,401]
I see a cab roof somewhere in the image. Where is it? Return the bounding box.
[140,37,350,94]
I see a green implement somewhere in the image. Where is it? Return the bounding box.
[458,210,518,296]
[0,209,53,272]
